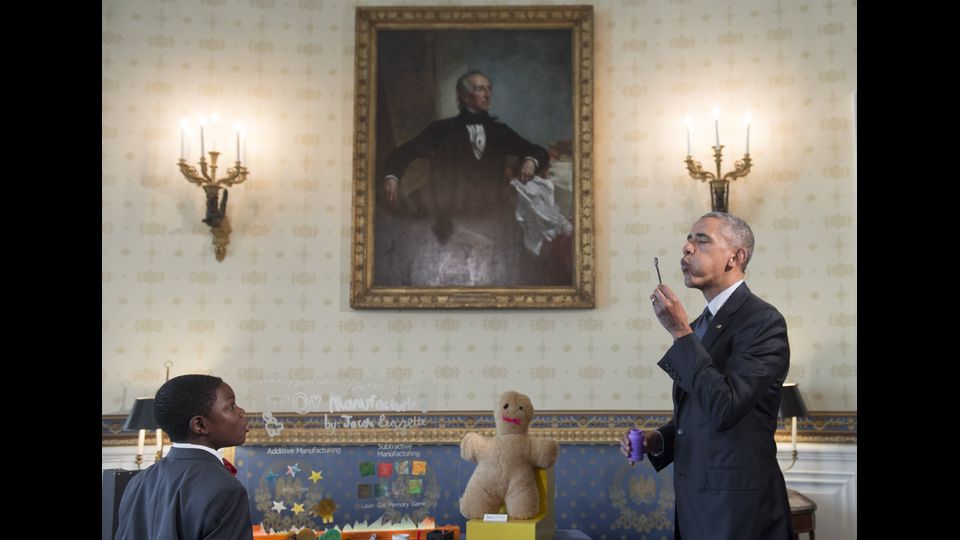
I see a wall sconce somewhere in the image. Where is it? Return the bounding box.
[124,398,163,469]
[683,109,752,212]
[177,119,249,262]
[779,382,809,471]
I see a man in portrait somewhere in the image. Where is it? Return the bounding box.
[376,70,554,286]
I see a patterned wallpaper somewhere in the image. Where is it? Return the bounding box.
[101,0,857,414]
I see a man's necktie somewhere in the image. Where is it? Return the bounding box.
[467,124,485,160]
[475,128,485,157]
[692,307,712,340]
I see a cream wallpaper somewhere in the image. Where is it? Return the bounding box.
[102,0,857,414]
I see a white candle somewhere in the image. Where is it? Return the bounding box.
[745,112,752,155]
[199,116,206,157]
[137,429,146,457]
[156,428,163,459]
[234,122,244,163]
[685,115,692,156]
[179,119,187,160]
[713,105,720,148]
[243,136,247,165]
[791,416,798,454]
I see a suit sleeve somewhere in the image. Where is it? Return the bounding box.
[647,420,676,472]
[383,122,441,182]
[657,307,789,432]
[202,481,253,540]
[498,124,549,169]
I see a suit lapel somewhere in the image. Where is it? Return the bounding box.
[673,284,754,407]
[700,283,752,350]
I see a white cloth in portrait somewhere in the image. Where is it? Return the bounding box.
[511,176,572,256]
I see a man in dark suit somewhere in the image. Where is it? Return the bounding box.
[621,212,795,540]
[382,70,549,233]
[376,71,550,286]
[116,374,252,540]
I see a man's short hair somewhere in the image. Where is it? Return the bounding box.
[701,212,755,270]
[153,374,223,442]
[456,70,490,109]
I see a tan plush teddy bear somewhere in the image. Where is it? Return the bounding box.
[459,390,559,519]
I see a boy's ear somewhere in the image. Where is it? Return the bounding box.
[189,415,209,436]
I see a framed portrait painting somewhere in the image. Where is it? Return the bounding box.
[350,5,594,308]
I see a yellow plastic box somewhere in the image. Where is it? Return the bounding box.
[465,467,556,540]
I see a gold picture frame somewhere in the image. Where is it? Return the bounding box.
[350,5,594,308]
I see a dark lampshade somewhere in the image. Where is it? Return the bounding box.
[124,398,158,431]
[780,383,808,418]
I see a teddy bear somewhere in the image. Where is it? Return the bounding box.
[459,390,559,519]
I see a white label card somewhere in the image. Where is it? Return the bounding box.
[482,513,509,522]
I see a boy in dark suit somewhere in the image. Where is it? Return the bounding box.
[621,212,795,540]
[116,374,252,540]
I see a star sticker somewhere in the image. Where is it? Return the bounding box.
[286,463,300,477]
[309,470,323,483]
[292,502,305,515]
[271,500,286,513]
[264,470,278,484]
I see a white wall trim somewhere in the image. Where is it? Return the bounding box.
[779,442,857,540]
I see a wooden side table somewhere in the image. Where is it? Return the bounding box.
[787,488,817,540]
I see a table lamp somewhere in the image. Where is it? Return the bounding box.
[124,398,163,469]
[780,382,808,471]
